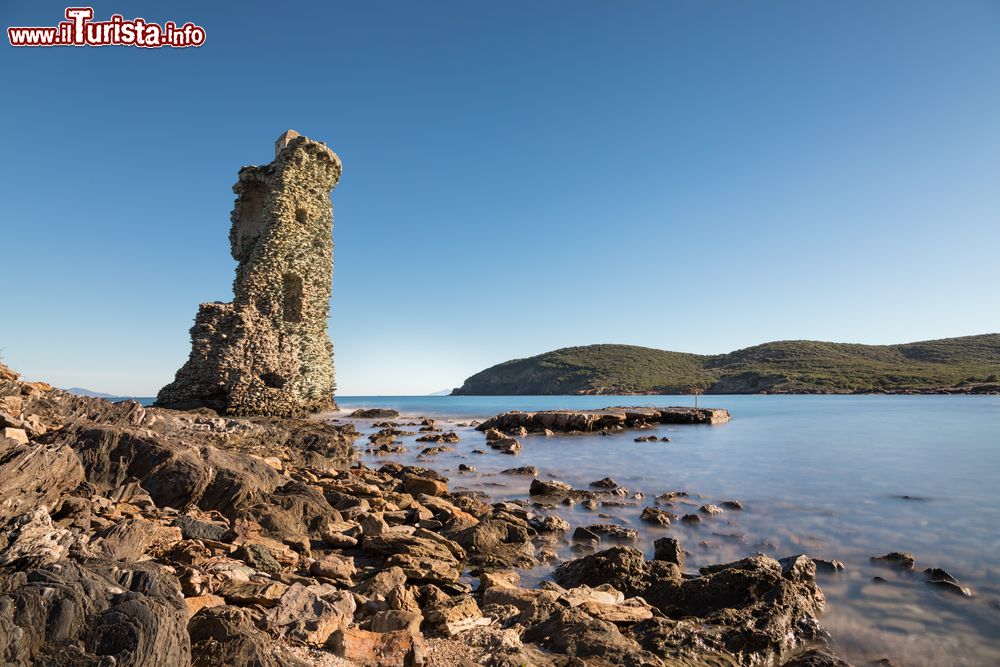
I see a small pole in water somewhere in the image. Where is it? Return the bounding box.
[692,387,703,409]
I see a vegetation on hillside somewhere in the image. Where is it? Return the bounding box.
[451,335,1000,395]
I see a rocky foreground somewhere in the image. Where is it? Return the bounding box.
[0,363,849,667]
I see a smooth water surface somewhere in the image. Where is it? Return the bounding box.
[334,394,1000,666]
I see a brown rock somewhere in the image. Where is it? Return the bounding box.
[423,595,490,636]
[310,553,357,583]
[265,583,356,645]
[402,476,448,497]
[1,427,28,444]
[529,478,572,496]
[0,435,84,524]
[653,537,685,568]
[368,609,423,634]
[185,594,226,618]
[189,605,310,667]
[331,627,427,666]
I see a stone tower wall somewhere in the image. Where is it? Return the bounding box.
[156,133,341,417]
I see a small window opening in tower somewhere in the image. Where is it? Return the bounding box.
[295,208,308,224]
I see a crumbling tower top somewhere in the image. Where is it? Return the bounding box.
[275,129,301,157]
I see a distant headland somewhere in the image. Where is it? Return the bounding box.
[452,334,1000,395]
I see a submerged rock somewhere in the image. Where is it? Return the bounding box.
[352,408,400,418]
[529,479,572,496]
[812,558,846,573]
[781,649,854,666]
[924,568,972,596]
[870,552,916,570]
[500,466,538,476]
[640,506,673,526]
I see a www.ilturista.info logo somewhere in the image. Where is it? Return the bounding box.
[8,7,205,48]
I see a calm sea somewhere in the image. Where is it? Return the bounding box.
[333,394,1000,667]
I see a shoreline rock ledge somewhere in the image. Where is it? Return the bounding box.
[157,130,342,417]
[477,405,730,433]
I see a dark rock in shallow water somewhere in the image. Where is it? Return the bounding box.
[529,478,572,496]
[0,559,190,667]
[641,506,673,526]
[812,558,846,573]
[552,548,829,666]
[653,537,685,568]
[572,526,600,544]
[870,552,915,570]
[500,466,538,476]
[590,477,619,489]
[528,514,570,534]
[927,579,973,597]
[553,546,680,597]
[923,567,959,584]
[644,554,827,662]
[585,523,639,541]
[416,431,459,444]
[351,408,400,418]
[782,649,854,666]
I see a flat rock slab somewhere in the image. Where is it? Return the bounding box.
[477,406,729,433]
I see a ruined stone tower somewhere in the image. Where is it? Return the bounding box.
[156,131,342,416]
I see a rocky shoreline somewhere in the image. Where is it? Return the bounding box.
[0,362,926,666]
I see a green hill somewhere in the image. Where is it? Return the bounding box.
[451,334,1000,395]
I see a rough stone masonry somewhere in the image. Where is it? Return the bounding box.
[157,130,342,416]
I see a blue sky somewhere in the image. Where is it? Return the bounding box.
[2,1,998,395]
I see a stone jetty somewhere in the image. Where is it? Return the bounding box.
[477,405,730,434]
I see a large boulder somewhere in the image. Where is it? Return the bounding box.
[520,601,659,666]
[265,583,356,645]
[453,517,536,569]
[640,554,828,664]
[189,605,310,667]
[553,546,680,597]
[362,530,466,584]
[0,436,85,523]
[0,559,190,666]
